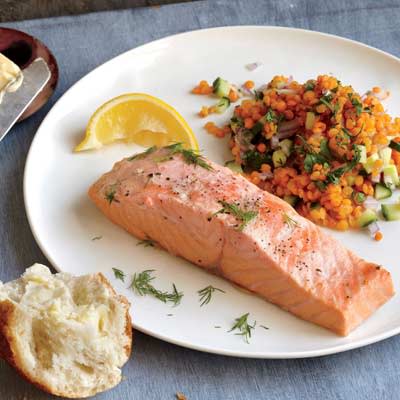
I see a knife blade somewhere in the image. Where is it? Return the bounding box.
[0,58,51,143]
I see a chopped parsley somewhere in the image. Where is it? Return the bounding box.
[91,236,102,241]
[112,267,126,282]
[198,285,226,306]
[242,150,271,171]
[326,145,361,184]
[229,313,256,343]
[318,94,334,112]
[304,80,316,91]
[214,200,258,231]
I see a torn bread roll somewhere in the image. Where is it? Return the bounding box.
[0,264,132,398]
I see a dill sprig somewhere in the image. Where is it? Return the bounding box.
[129,269,183,306]
[105,183,120,204]
[137,239,155,247]
[229,313,256,344]
[128,145,157,161]
[214,200,258,231]
[163,142,213,170]
[112,267,126,282]
[197,285,225,306]
[91,235,102,241]
[282,212,299,229]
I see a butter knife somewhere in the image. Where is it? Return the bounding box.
[0,58,51,143]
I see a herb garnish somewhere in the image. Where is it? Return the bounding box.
[326,145,361,184]
[137,239,155,247]
[161,143,213,171]
[198,285,226,306]
[282,212,299,229]
[128,146,157,161]
[350,97,363,116]
[214,200,258,231]
[105,184,119,204]
[259,325,269,330]
[229,313,256,343]
[91,236,102,241]
[319,94,334,112]
[304,80,316,91]
[112,267,126,282]
[265,108,277,123]
[129,269,183,306]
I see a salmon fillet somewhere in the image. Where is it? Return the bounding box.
[89,145,394,336]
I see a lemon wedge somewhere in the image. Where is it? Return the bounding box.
[75,93,198,151]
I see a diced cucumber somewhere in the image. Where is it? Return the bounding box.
[356,145,367,164]
[389,140,400,152]
[383,165,399,187]
[357,208,378,228]
[283,195,299,207]
[363,153,379,174]
[212,77,231,98]
[280,139,293,157]
[215,97,231,114]
[272,150,287,168]
[381,203,400,221]
[225,160,243,174]
[353,192,366,204]
[374,183,392,200]
[379,147,392,166]
[305,112,315,130]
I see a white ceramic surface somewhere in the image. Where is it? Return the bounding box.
[24,26,400,358]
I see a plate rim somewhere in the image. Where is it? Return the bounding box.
[23,25,400,359]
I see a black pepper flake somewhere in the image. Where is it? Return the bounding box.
[198,259,202,263]
[316,268,322,273]
[166,177,170,181]
[147,173,153,178]
[376,266,381,270]
[207,217,212,222]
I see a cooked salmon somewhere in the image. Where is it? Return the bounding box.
[89,145,394,336]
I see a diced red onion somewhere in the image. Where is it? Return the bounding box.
[240,85,254,96]
[246,62,263,71]
[371,173,381,183]
[259,172,273,181]
[364,196,379,210]
[257,84,268,92]
[370,90,390,101]
[367,221,381,237]
[270,135,280,149]
[279,119,300,132]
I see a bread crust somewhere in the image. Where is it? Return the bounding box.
[0,272,133,398]
[0,300,56,396]
[97,273,133,358]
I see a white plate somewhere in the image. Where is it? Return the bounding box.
[24,26,400,358]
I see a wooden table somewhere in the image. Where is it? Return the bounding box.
[1,0,193,22]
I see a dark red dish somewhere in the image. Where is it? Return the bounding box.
[0,27,58,121]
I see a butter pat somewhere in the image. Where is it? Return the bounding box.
[0,53,23,104]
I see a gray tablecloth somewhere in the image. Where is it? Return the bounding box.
[1,1,400,399]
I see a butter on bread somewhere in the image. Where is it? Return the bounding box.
[0,264,132,398]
